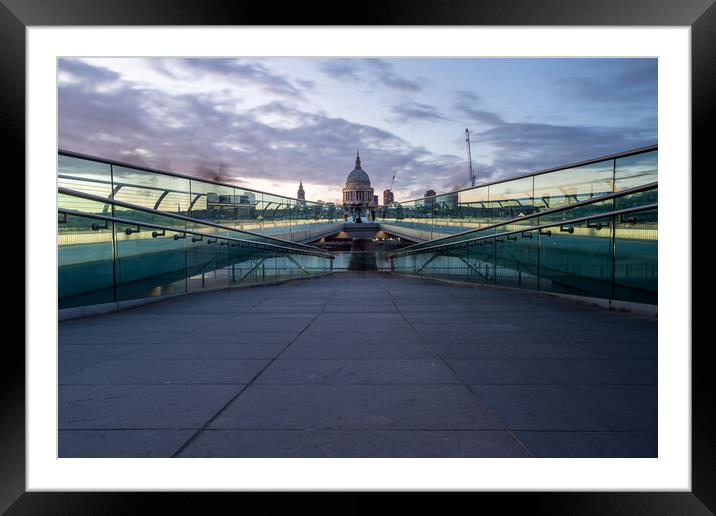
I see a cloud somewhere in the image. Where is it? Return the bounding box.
[318,58,422,93]
[469,120,656,182]
[58,59,459,201]
[449,87,655,183]
[453,90,482,103]
[147,58,306,99]
[58,58,657,203]
[453,90,505,127]
[317,60,361,81]
[557,59,657,104]
[388,102,448,124]
[364,59,423,92]
[59,59,121,86]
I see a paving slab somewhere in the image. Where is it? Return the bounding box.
[398,304,473,312]
[472,384,657,431]
[61,358,270,385]
[446,359,552,384]
[517,329,657,344]
[58,331,181,345]
[419,330,652,347]
[254,359,459,384]
[127,302,258,315]
[412,323,524,337]
[570,341,658,360]
[281,337,435,359]
[515,431,657,458]
[161,330,300,345]
[59,359,108,379]
[215,317,313,333]
[400,312,485,324]
[209,384,503,430]
[621,432,659,457]
[537,359,658,385]
[249,305,324,314]
[59,430,195,458]
[119,342,288,360]
[429,341,603,359]
[59,344,150,361]
[178,429,529,458]
[323,304,398,313]
[59,384,241,429]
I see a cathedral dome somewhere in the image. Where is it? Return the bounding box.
[347,167,370,184]
[345,150,371,186]
[342,150,376,211]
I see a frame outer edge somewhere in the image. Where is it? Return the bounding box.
[691,0,716,514]
[5,0,713,513]
[0,1,27,515]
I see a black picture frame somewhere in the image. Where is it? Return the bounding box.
[5,0,710,513]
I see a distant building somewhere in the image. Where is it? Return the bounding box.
[425,189,436,198]
[373,194,379,206]
[297,181,305,201]
[383,189,394,205]
[342,150,377,221]
[206,192,256,205]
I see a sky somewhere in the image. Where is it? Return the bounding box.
[58,57,657,203]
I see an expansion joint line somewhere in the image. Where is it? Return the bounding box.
[378,283,537,459]
[170,287,337,458]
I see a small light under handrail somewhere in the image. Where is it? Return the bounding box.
[620,214,638,225]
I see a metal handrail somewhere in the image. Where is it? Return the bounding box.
[58,173,189,195]
[58,187,335,255]
[59,149,326,206]
[392,144,657,205]
[391,181,657,253]
[58,173,326,215]
[58,208,335,259]
[389,203,657,258]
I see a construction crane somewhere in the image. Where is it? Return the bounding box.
[465,128,476,187]
[383,170,399,205]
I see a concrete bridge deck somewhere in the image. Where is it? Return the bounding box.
[59,274,657,458]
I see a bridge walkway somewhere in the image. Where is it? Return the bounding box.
[59,273,657,458]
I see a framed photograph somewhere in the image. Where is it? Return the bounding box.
[7,0,710,513]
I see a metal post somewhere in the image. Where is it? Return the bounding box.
[537,223,541,291]
[610,158,617,300]
[110,164,118,302]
